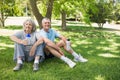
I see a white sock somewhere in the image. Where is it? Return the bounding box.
[17,59,23,64]
[72,52,79,58]
[66,41,71,50]
[60,56,72,63]
[34,59,39,64]
[60,56,67,61]
[60,56,76,68]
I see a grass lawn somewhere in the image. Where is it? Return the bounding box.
[0,25,120,80]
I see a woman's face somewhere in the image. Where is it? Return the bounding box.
[24,21,33,34]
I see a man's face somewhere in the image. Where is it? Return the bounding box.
[42,19,51,31]
[24,21,33,34]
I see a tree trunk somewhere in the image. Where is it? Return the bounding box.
[61,10,66,30]
[0,12,6,28]
[29,0,43,29]
[98,23,104,29]
[29,0,54,29]
[0,20,5,28]
[45,0,54,20]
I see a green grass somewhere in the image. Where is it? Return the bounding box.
[0,26,120,80]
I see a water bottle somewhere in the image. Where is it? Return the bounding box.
[26,34,31,39]
[25,34,31,51]
[66,39,71,50]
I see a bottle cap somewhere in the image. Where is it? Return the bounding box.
[67,38,70,41]
[26,34,31,37]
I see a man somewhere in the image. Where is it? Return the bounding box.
[39,17,88,62]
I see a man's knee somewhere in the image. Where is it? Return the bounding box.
[44,46,54,59]
[57,40,65,47]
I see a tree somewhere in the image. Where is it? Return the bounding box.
[112,3,120,23]
[0,0,15,27]
[15,0,32,16]
[53,0,78,30]
[29,0,54,28]
[87,1,113,28]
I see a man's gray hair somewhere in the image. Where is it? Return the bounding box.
[23,19,36,32]
[42,17,50,24]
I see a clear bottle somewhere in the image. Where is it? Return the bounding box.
[25,34,31,51]
[66,39,71,50]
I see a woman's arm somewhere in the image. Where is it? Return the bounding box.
[10,35,28,45]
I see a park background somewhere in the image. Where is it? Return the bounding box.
[0,0,120,80]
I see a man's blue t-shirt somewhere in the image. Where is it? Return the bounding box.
[39,28,61,42]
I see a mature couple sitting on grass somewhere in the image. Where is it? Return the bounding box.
[10,17,88,72]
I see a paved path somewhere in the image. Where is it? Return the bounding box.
[0,17,120,36]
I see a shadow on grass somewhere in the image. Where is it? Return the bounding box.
[0,26,120,80]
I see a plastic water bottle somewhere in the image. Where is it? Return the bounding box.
[66,39,71,50]
[26,34,31,45]
[25,34,31,51]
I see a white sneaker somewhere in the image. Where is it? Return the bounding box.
[66,58,76,68]
[74,54,88,62]
[68,60,76,68]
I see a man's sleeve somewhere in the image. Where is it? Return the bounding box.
[54,30,61,38]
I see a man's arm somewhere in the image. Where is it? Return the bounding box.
[59,35,67,43]
[43,37,64,55]
[29,37,63,56]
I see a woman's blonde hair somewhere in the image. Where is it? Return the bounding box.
[23,19,36,32]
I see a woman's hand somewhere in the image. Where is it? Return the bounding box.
[20,39,28,45]
[29,45,36,56]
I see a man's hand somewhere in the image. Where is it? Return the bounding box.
[58,49,64,55]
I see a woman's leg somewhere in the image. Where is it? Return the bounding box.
[33,44,45,71]
[13,43,25,71]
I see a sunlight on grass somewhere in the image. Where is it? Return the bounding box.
[72,40,92,47]
[99,41,106,44]
[96,42,119,53]
[1,25,120,80]
[98,53,120,58]
[0,47,6,50]
[0,43,14,48]
[96,47,114,51]
[77,40,92,44]
[87,50,94,54]
[95,75,105,80]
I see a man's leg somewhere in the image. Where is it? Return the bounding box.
[46,45,76,68]
[44,46,55,59]
[56,40,88,62]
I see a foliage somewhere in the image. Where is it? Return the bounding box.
[0,25,120,80]
[0,0,15,27]
[87,1,113,28]
[53,0,76,19]
[14,0,31,16]
[111,3,120,23]
[37,0,47,17]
